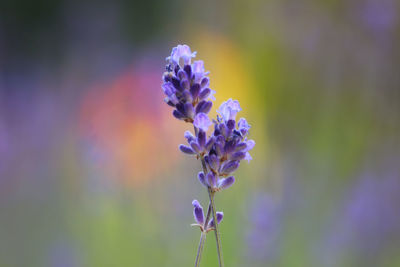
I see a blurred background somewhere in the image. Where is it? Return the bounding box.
[1,0,399,266]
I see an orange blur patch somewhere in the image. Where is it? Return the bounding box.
[78,64,186,187]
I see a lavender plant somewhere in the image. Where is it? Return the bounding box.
[162,44,255,267]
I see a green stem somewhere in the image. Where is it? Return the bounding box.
[207,188,224,267]
[195,232,206,267]
[200,157,225,267]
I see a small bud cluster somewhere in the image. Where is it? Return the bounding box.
[191,200,223,233]
[161,44,255,231]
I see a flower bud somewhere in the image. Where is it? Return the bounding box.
[205,136,215,151]
[190,83,201,99]
[190,141,201,154]
[199,88,211,100]
[220,160,239,175]
[179,144,195,154]
[218,176,235,190]
[208,212,224,228]
[206,172,217,188]
[197,130,206,148]
[192,200,204,225]
[197,172,208,188]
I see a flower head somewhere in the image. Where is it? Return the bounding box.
[162,45,214,122]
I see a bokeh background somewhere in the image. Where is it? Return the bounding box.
[1,0,399,266]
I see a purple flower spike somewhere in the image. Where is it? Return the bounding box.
[218,176,235,190]
[208,212,224,228]
[217,99,242,122]
[179,144,195,155]
[192,200,204,225]
[221,160,239,175]
[168,44,197,66]
[194,113,212,132]
[198,172,208,188]
[206,172,217,188]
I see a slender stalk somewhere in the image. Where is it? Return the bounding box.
[194,125,224,267]
[200,157,225,267]
[207,188,224,267]
[195,232,206,267]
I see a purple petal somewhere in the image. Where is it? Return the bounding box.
[245,139,255,151]
[238,118,251,135]
[218,176,235,190]
[168,44,197,65]
[192,200,204,225]
[217,98,241,122]
[193,113,212,132]
[244,152,253,163]
[179,144,195,155]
